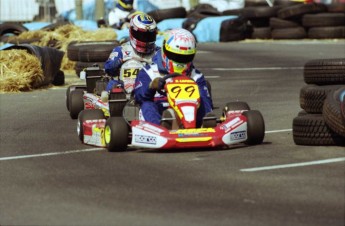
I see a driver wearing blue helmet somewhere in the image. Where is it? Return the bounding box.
[104,13,160,92]
[108,0,135,29]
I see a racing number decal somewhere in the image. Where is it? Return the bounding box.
[167,84,199,99]
[123,68,139,78]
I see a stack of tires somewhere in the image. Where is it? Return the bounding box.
[67,40,120,77]
[222,2,345,40]
[293,58,345,146]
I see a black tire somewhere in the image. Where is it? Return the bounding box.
[299,84,342,113]
[251,27,271,39]
[104,117,129,152]
[220,17,251,42]
[243,110,265,145]
[304,58,345,85]
[67,40,119,62]
[223,101,250,118]
[66,85,87,111]
[241,6,282,27]
[269,17,301,29]
[307,26,345,39]
[323,87,345,137]
[245,0,269,7]
[327,3,345,13]
[271,27,307,39]
[52,70,65,86]
[77,109,105,141]
[147,7,187,23]
[302,13,345,28]
[78,42,118,62]
[69,89,84,119]
[277,3,327,20]
[0,22,28,37]
[292,113,345,146]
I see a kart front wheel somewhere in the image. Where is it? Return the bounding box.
[105,117,129,152]
[223,101,250,118]
[243,110,265,145]
[77,109,105,141]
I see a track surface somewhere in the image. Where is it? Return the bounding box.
[1,40,344,226]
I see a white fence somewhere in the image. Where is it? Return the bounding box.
[0,0,39,21]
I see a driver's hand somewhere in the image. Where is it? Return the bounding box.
[149,77,163,90]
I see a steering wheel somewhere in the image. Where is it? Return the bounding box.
[156,73,189,96]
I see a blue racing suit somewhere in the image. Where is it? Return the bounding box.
[104,42,160,92]
[134,51,213,127]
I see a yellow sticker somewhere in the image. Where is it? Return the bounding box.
[122,68,139,78]
[171,128,215,134]
[176,137,212,142]
[166,83,200,100]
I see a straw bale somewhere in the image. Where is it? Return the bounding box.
[0,49,44,92]
[11,24,117,72]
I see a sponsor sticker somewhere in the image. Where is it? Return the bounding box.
[230,131,246,141]
[135,134,157,144]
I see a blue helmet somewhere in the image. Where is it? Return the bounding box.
[118,0,134,10]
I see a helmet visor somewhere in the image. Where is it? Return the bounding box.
[130,27,156,43]
[163,44,195,64]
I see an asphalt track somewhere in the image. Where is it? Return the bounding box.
[0,40,344,226]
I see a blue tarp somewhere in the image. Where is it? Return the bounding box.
[23,22,50,30]
[193,16,238,42]
[157,18,185,32]
[156,16,239,43]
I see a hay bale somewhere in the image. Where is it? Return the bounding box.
[10,24,118,71]
[0,49,44,92]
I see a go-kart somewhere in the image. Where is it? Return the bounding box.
[77,73,266,151]
[66,59,145,119]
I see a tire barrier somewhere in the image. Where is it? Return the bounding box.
[222,3,345,40]
[293,58,345,146]
[67,40,119,77]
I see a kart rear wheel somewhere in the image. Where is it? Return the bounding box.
[223,101,250,117]
[66,85,86,111]
[243,110,265,145]
[77,109,105,141]
[69,89,84,119]
[105,117,129,152]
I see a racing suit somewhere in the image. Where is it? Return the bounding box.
[134,51,213,128]
[104,42,160,92]
[108,4,132,29]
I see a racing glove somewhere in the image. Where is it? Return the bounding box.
[149,77,164,90]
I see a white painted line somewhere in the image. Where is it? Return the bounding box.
[204,75,220,78]
[0,148,104,161]
[211,67,303,71]
[240,157,345,172]
[266,129,292,134]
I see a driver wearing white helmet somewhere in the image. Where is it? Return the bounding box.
[104,13,160,92]
[134,28,213,128]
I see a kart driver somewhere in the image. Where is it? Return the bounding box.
[108,0,134,29]
[133,28,213,128]
[104,13,159,92]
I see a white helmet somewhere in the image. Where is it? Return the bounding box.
[162,28,196,75]
[129,14,157,54]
